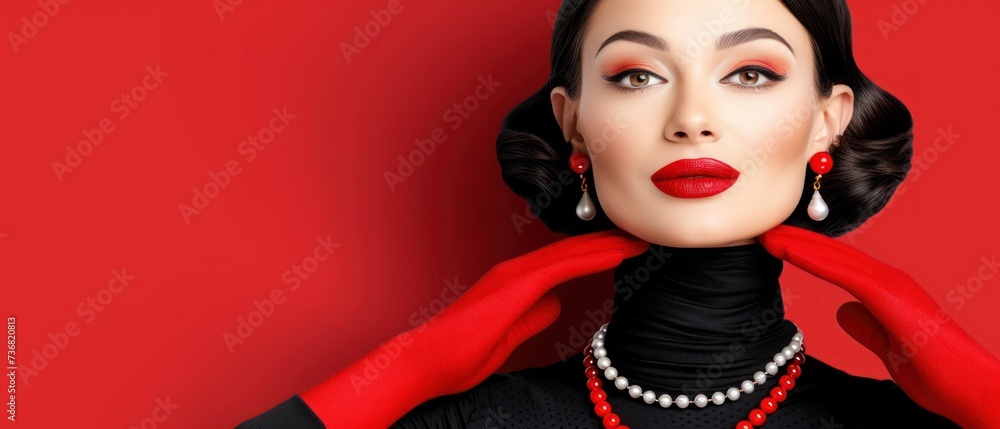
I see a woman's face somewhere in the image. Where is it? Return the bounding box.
[552,0,853,247]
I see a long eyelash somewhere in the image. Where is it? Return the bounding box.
[729,65,788,93]
[601,68,662,94]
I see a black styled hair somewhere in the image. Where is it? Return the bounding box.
[496,0,913,237]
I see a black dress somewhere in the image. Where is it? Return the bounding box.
[236,242,961,428]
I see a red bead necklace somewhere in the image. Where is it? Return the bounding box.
[582,345,805,429]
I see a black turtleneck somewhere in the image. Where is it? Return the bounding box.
[235,242,961,429]
[603,242,798,395]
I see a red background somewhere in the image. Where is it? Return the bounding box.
[2,0,998,427]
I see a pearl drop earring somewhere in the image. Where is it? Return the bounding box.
[569,151,596,221]
[807,151,833,221]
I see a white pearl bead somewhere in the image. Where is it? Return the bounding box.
[793,332,803,342]
[694,394,708,408]
[782,347,795,359]
[807,189,829,221]
[628,385,642,398]
[726,387,740,401]
[604,367,618,380]
[593,347,607,359]
[789,341,801,353]
[658,394,672,408]
[712,391,726,405]
[765,362,779,375]
[753,371,767,384]
[577,191,597,220]
[596,357,611,370]
[774,353,787,366]
[591,339,604,348]
[643,391,656,404]
[615,377,628,390]
[675,395,690,409]
[601,323,609,330]
[741,380,754,394]
[595,332,605,340]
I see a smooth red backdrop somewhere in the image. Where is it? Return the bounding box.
[2,0,998,427]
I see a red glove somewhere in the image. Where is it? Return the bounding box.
[758,225,1000,429]
[299,229,650,428]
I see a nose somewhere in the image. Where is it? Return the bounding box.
[664,86,720,144]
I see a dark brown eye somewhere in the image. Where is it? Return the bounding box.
[739,71,759,85]
[629,73,650,87]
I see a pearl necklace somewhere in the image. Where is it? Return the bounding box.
[582,323,806,429]
[591,323,804,408]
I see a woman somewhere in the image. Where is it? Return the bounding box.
[236,0,999,428]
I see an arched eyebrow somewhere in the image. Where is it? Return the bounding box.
[595,27,796,58]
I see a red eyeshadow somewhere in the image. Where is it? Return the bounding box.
[602,62,654,77]
[732,59,787,75]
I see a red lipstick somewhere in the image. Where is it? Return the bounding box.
[650,158,739,198]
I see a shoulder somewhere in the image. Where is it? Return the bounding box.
[465,352,597,428]
[788,354,960,428]
[392,352,595,429]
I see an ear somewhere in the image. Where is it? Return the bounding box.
[550,86,587,154]
[810,84,855,154]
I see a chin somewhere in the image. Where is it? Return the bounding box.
[604,202,791,248]
[653,233,756,248]
[624,222,757,248]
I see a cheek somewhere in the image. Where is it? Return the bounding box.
[576,91,664,166]
[732,98,817,182]
[736,133,809,186]
[577,109,640,173]
[723,105,816,228]
[576,104,652,227]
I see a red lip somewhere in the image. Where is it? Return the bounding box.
[650,158,739,198]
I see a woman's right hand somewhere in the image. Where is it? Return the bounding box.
[300,228,650,428]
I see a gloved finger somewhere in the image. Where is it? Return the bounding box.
[516,228,650,271]
[836,301,891,358]
[481,292,562,375]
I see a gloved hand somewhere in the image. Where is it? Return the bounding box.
[757,225,1000,429]
[299,229,650,428]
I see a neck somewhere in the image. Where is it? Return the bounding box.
[602,240,797,395]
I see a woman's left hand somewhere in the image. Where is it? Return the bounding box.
[757,225,1000,429]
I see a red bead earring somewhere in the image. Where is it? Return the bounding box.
[807,151,833,221]
[570,151,595,221]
